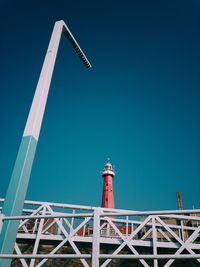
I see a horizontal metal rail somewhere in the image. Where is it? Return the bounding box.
[0,198,138,213]
[1,212,199,222]
[0,254,199,260]
[100,254,200,259]
[1,213,93,221]
[101,209,200,217]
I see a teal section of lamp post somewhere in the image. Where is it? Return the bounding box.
[0,135,37,266]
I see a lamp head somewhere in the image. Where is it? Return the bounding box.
[62,24,92,69]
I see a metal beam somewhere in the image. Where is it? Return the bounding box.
[0,254,199,260]
[152,217,158,267]
[92,209,100,267]
[0,20,91,267]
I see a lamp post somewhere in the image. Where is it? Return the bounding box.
[0,20,91,266]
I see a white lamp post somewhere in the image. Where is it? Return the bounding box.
[0,20,91,266]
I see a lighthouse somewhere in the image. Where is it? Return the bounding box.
[101,159,115,209]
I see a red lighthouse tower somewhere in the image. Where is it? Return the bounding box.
[101,159,115,209]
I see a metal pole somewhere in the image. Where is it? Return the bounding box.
[152,217,158,267]
[0,20,91,267]
[92,209,100,267]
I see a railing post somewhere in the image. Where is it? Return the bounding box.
[152,216,158,267]
[92,208,100,267]
[0,216,3,233]
[126,216,128,237]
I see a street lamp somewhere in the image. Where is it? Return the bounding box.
[0,20,91,266]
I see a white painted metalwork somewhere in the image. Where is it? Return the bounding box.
[23,20,91,141]
[92,209,101,267]
[0,199,200,267]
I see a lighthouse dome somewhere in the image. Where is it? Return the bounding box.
[101,159,115,177]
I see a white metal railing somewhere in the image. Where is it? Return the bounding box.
[0,199,200,267]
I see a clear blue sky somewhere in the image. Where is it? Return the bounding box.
[0,0,199,211]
